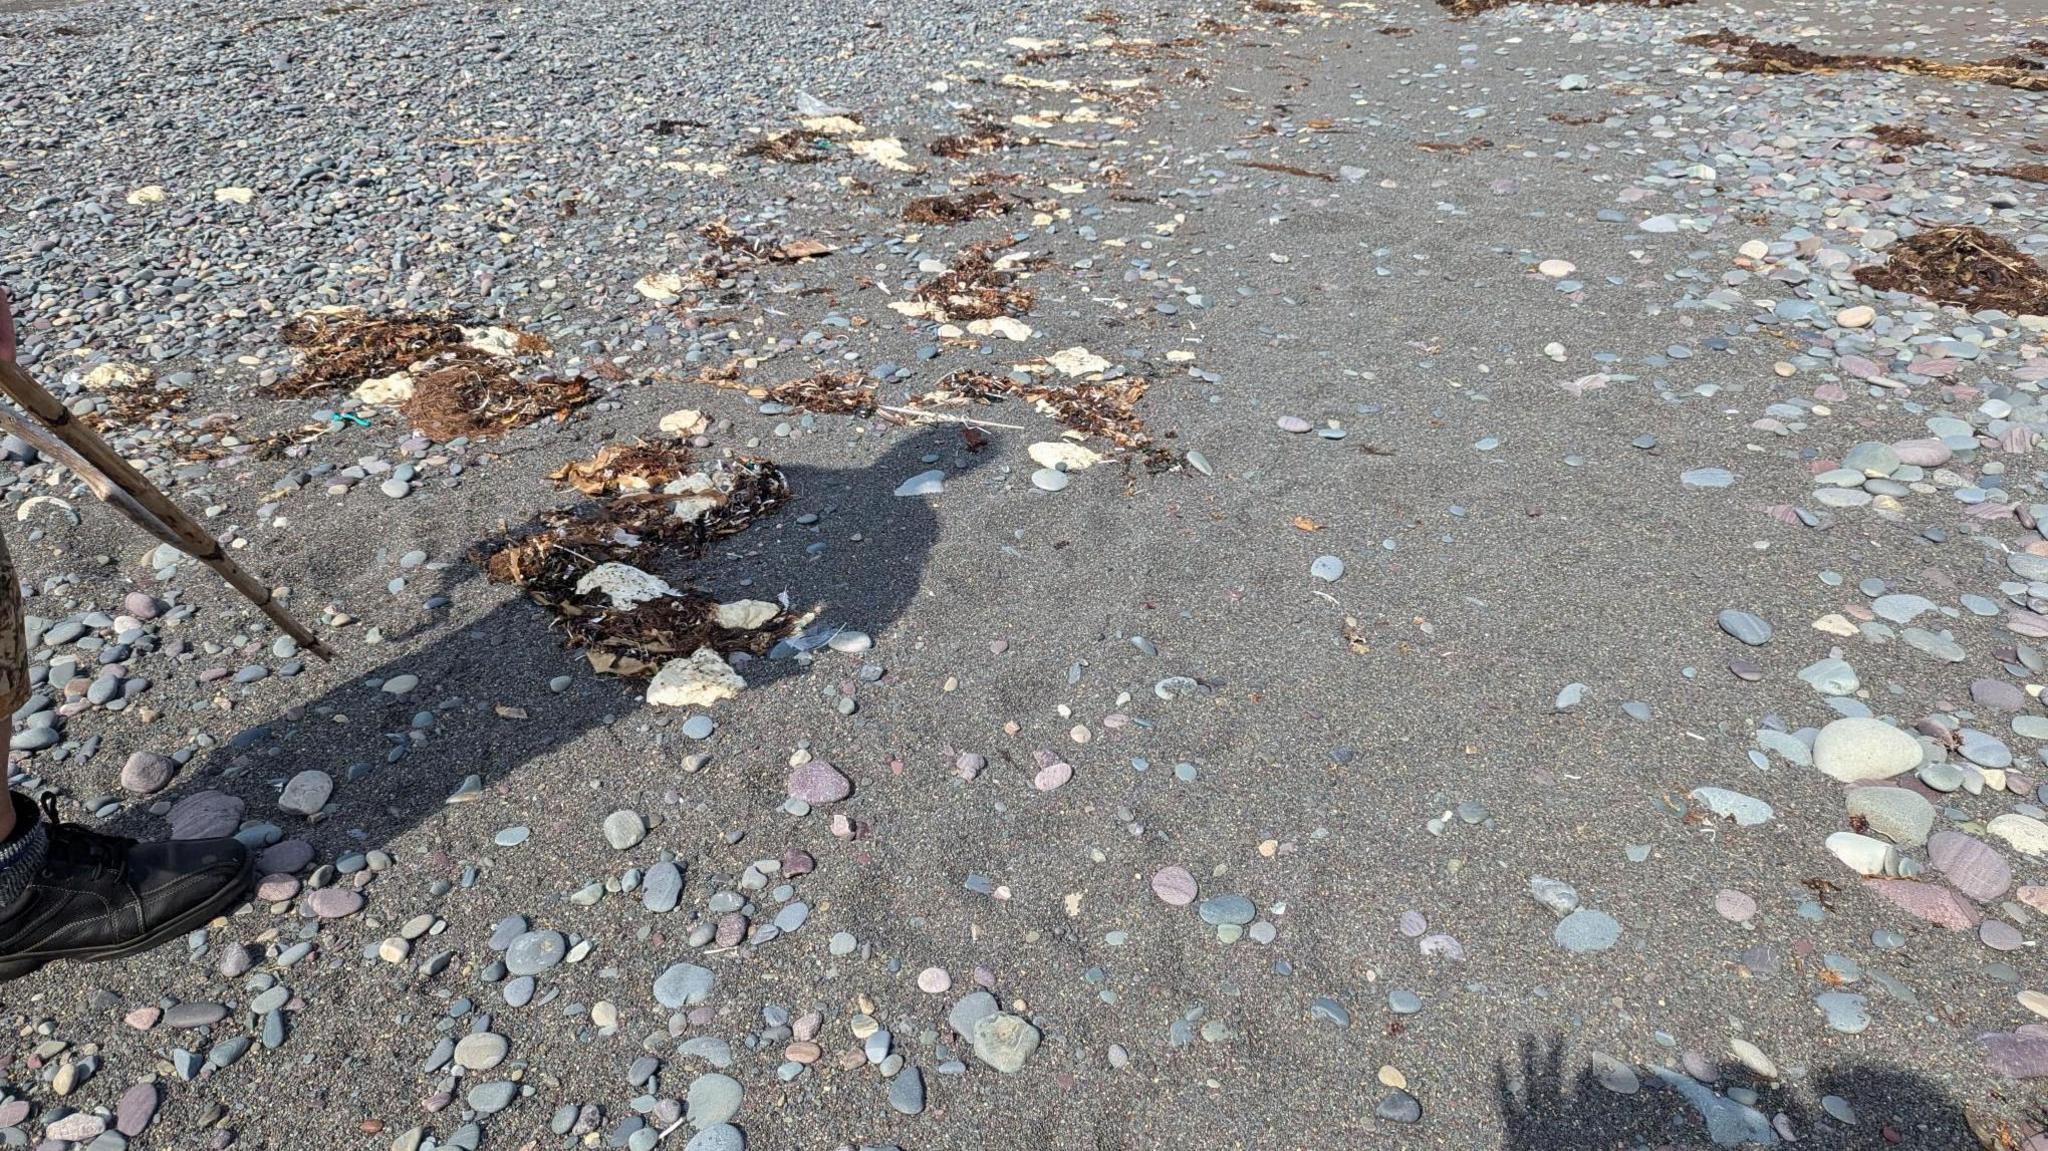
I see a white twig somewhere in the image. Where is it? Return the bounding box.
[876,405,1027,430]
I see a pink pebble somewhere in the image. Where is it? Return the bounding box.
[1151,866,1197,906]
[1714,889,1758,923]
[1891,437,1951,467]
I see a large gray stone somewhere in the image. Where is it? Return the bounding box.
[971,1012,1042,1073]
[1812,718,1922,782]
[277,769,333,816]
[1846,786,1935,847]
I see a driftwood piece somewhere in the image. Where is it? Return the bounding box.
[0,357,328,658]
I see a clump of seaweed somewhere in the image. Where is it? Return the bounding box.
[912,242,1036,321]
[478,448,793,677]
[1682,29,2048,93]
[1851,226,2048,317]
[903,190,1014,225]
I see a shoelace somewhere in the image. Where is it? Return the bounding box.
[39,794,135,880]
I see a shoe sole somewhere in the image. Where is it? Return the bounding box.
[0,851,259,982]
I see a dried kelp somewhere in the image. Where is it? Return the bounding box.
[1683,29,2048,93]
[274,311,475,397]
[912,243,1036,321]
[740,129,831,163]
[1990,164,2048,185]
[548,442,696,498]
[1440,0,1691,14]
[403,364,593,440]
[274,309,581,438]
[479,451,793,676]
[913,370,1176,463]
[930,122,1021,159]
[78,365,187,434]
[903,190,1014,225]
[1869,124,1935,148]
[1852,226,2048,317]
[698,368,878,416]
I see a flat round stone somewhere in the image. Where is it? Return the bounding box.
[1375,1090,1422,1123]
[307,889,363,919]
[455,1032,509,1071]
[642,862,684,913]
[1554,908,1621,953]
[1982,920,2026,951]
[1812,718,1922,782]
[1715,609,1771,646]
[1196,894,1255,926]
[1150,866,1197,906]
[1929,831,2011,901]
[686,1073,742,1128]
[466,1081,518,1114]
[654,962,715,1009]
[970,1012,1042,1073]
[505,931,568,975]
[120,751,176,794]
[948,992,999,1042]
[1815,991,1870,1034]
[277,769,334,816]
[602,810,647,850]
[1846,786,1935,847]
[1714,890,1758,922]
[684,1125,744,1151]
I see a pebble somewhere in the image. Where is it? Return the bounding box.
[1812,718,1923,782]
[684,1125,744,1151]
[278,769,334,816]
[643,861,684,913]
[893,470,946,497]
[1196,894,1255,926]
[1150,866,1197,907]
[655,963,715,1009]
[307,889,364,918]
[1846,787,1935,847]
[505,931,568,976]
[1929,831,2011,901]
[1374,1091,1421,1123]
[454,1032,508,1071]
[603,810,647,850]
[786,761,851,804]
[119,751,176,794]
[970,1013,1041,1073]
[686,1074,742,1127]
[1553,908,1621,953]
[1715,610,1771,646]
[888,1067,925,1115]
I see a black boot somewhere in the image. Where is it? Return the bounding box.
[0,793,254,980]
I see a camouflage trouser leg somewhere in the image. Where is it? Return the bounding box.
[0,529,22,719]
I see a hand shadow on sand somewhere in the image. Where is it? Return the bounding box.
[1493,1032,2039,1150]
[94,425,987,856]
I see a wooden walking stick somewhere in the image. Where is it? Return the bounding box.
[0,286,328,659]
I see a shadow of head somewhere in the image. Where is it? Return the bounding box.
[717,423,993,690]
[1492,1032,2028,1150]
[100,423,993,853]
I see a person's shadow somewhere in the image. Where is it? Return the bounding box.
[97,424,990,854]
[1494,1032,2038,1149]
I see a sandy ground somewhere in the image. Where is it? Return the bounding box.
[2,0,2046,1148]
